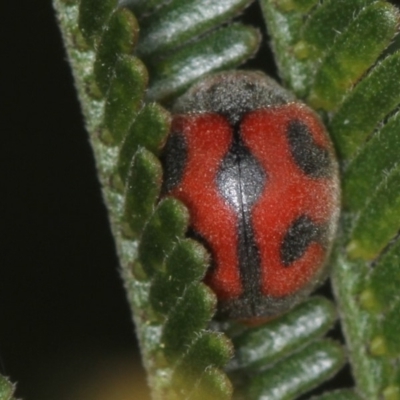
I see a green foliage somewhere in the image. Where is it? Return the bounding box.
[227,297,344,398]
[310,389,362,400]
[343,113,400,212]
[94,9,139,94]
[53,0,260,398]
[245,340,345,400]
[123,148,163,238]
[228,297,337,371]
[139,198,189,275]
[0,376,16,400]
[329,52,400,159]
[78,0,115,44]
[169,334,233,399]
[301,0,376,53]
[136,0,252,57]
[118,103,171,181]
[260,0,400,399]
[146,24,261,102]
[103,55,148,144]
[53,0,400,399]
[362,239,400,313]
[121,0,166,15]
[150,239,210,313]
[347,165,400,259]
[307,2,398,111]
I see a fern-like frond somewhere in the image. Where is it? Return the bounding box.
[53,0,260,398]
[0,375,16,400]
[260,1,400,398]
[229,297,344,399]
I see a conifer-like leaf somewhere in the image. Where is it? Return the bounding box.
[53,0,260,398]
[0,376,16,400]
[228,297,343,399]
[245,339,345,400]
[260,1,400,399]
[310,389,362,400]
[146,24,261,102]
[228,297,337,371]
[135,0,252,58]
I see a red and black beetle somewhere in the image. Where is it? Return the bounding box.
[161,71,340,319]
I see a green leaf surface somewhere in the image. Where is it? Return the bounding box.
[330,252,400,400]
[103,55,148,144]
[123,148,163,238]
[228,297,336,371]
[245,340,345,400]
[150,239,210,315]
[139,198,189,276]
[161,283,216,360]
[310,389,362,400]
[0,376,15,400]
[363,238,400,313]
[117,102,170,182]
[343,112,400,212]
[277,0,318,13]
[260,1,400,399]
[78,0,116,44]
[137,0,252,57]
[169,332,233,397]
[94,8,139,94]
[329,51,400,160]
[146,24,261,102]
[308,2,399,111]
[259,0,312,95]
[382,385,400,400]
[301,0,375,57]
[189,367,233,400]
[347,164,400,260]
[380,301,400,356]
[119,0,166,16]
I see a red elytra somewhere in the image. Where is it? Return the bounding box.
[161,72,340,319]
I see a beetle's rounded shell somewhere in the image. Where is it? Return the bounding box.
[162,71,340,319]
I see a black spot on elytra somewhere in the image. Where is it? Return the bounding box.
[160,131,187,194]
[287,120,332,178]
[281,215,321,266]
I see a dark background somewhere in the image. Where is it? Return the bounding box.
[2,1,148,399]
[2,1,400,399]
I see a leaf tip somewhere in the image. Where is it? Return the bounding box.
[382,385,400,400]
[346,239,372,260]
[369,335,388,356]
[359,289,381,313]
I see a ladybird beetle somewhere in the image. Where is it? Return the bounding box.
[161,71,340,319]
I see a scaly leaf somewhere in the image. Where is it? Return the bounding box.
[308,2,398,111]
[311,389,362,400]
[228,297,337,371]
[94,8,139,94]
[146,24,261,102]
[136,0,252,58]
[329,51,400,160]
[54,0,261,398]
[244,340,345,400]
[347,165,400,260]
[260,1,400,399]
[0,376,16,400]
